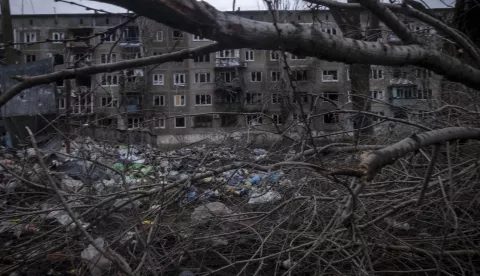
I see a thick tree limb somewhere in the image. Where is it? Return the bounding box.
[305,0,480,66]
[357,0,420,45]
[92,0,480,90]
[360,127,480,181]
[0,43,222,107]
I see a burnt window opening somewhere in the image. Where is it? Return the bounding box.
[194,115,213,128]
[221,115,238,127]
[324,113,339,124]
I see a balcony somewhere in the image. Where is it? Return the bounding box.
[126,105,140,113]
[119,37,141,47]
[215,58,247,69]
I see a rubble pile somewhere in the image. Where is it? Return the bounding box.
[0,136,479,275]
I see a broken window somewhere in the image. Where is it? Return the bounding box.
[194,115,213,128]
[324,113,339,124]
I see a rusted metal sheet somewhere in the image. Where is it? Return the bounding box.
[0,58,57,116]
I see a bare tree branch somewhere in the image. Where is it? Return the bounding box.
[0,43,222,107]
[91,0,480,90]
[305,0,480,66]
[360,127,480,181]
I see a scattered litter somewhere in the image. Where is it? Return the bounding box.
[248,190,282,204]
[81,237,112,276]
[191,202,232,223]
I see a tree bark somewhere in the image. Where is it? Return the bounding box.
[92,0,480,91]
[360,127,480,181]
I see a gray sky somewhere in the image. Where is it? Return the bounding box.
[10,0,453,14]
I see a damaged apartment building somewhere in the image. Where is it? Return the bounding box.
[2,9,449,144]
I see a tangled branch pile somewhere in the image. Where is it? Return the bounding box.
[0,129,479,275]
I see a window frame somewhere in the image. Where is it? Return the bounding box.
[195,94,212,106]
[153,95,165,106]
[24,32,36,43]
[100,53,117,64]
[155,118,166,128]
[152,74,164,85]
[245,49,254,61]
[322,70,339,82]
[272,114,284,125]
[250,71,263,82]
[271,71,281,82]
[194,72,212,83]
[101,74,119,86]
[25,54,36,63]
[174,95,186,106]
[173,73,186,86]
[52,32,64,43]
[174,117,186,128]
[155,31,164,42]
[270,51,279,61]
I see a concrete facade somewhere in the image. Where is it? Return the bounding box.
[1,9,448,144]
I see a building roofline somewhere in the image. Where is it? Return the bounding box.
[5,7,453,17]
